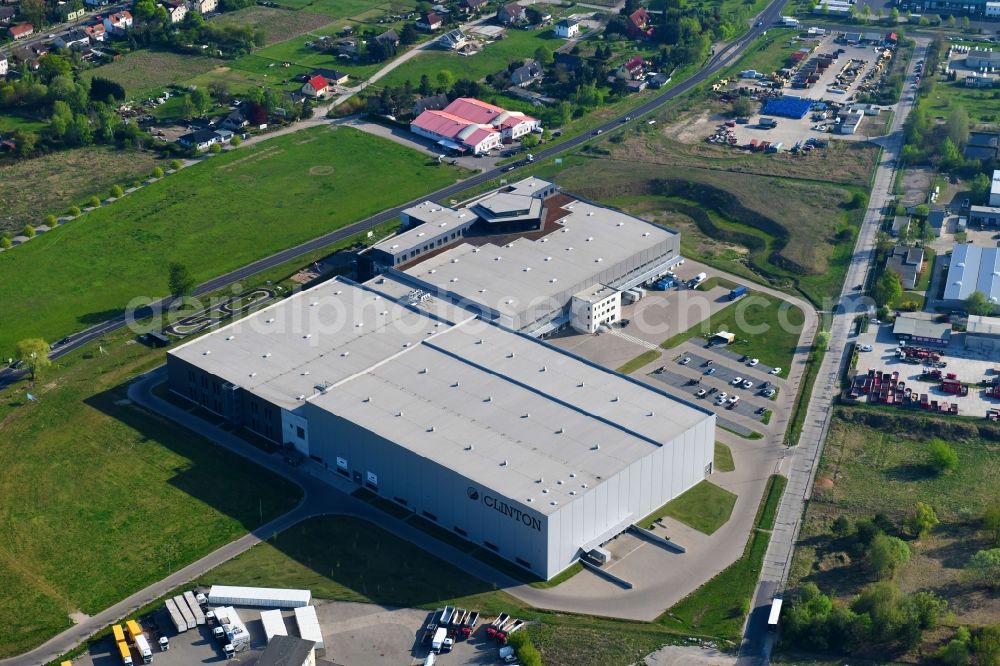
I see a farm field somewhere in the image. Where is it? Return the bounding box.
[553,156,867,304]
[208,6,333,45]
[785,409,1000,657]
[374,27,562,89]
[0,126,470,356]
[0,147,164,234]
[656,289,805,374]
[268,0,415,18]
[79,51,226,98]
[0,327,303,658]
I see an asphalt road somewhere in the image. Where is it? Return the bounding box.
[0,0,786,392]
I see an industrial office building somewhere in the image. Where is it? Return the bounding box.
[166,278,715,579]
[371,178,681,336]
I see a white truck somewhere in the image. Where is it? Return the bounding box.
[431,627,448,654]
[183,591,206,625]
[164,598,187,633]
[172,595,196,631]
[134,635,153,664]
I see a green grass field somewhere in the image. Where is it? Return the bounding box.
[80,51,226,98]
[0,146,164,234]
[616,350,662,374]
[208,6,333,45]
[926,79,1000,123]
[715,441,735,473]
[0,328,302,658]
[659,290,805,375]
[0,126,469,356]
[639,481,738,535]
[374,28,561,89]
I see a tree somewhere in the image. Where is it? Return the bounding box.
[904,502,939,538]
[22,224,35,238]
[867,533,910,579]
[231,135,242,147]
[967,549,1000,589]
[816,330,831,351]
[168,262,196,298]
[400,22,418,45]
[191,88,209,114]
[971,172,993,202]
[521,133,539,149]
[984,499,1000,546]
[12,130,38,157]
[965,290,994,316]
[732,95,754,117]
[832,515,851,537]
[937,628,971,666]
[208,81,231,103]
[69,206,81,217]
[181,94,197,121]
[944,106,969,149]
[16,338,51,381]
[436,69,455,90]
[0,237,10,250]
[209,143,222,153]
[871,270,902,307]
[534,45,554,65]
[170,159,183,170]
[110,184,124,198]
[890,7,900,23]
[973,625,1000,665]
[927,439,958,474]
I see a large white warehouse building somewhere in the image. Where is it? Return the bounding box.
[167,278,715,579]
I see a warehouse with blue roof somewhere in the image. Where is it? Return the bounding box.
[761,95,812,119]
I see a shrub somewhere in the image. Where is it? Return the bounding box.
[131,180,141,189]
[832,515,851,537]
[231,135,242,147]
[209,143,222,154]
[152,166,165,179]
[927,439,958,474]
[506,631,542,666]
[904,502,940,538]
[44,214,56,225]
[170,159,183,170]
[110,184,124,198]
[88,195,101,208]
[23,224,35,238]
[867,533,910,579]
[0,236,11,249]
[69,206,81,216]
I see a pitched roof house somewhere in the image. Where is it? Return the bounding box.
[511,58,543,86]
[301,74,330,98]
[626,7,654,39]
[416,11,443,30]
[497,2,526,24]
[8,22,33,39]
[461,0,488,12]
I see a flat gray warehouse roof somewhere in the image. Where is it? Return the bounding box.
[170,278,712,511]
[944,243,1000,303]
[401,198,675,320]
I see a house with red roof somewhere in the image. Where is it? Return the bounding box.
[410,97,540,154]
[103,10,133,33]
[83,22,106,42]
[8,22,33,40]
[497,2,527,24]
[626,7,654,40]
[621,55,645,79]
[416,11,443,30]
[301,74,330,98]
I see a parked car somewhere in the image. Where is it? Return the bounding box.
[696,388,707,397]
[748,358,759,367]
[859,344,873,352]
[770,367,781,375]
[764,388,776,398]
[679,357,691,365]
[706,367,717,375]
[732,376,743,385]
[742,380,753,389]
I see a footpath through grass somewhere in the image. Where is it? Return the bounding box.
[659,290,805,375]
[0,126,469,356]
[0,328,302,658]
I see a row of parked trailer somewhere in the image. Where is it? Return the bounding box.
[164,590,207,634]
[848,368,961,414]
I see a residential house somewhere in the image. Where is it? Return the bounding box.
[301,74,330,98]
[626,7,654,39]
[416,11,443,30]
[309,68,348,85]
[0,6,15,23]
[412,93,450,117]
[626,78,647,92]
[55,3,86,21]
[554,18,579,38]
[927,208,947,237]
[460,0,488,12]
[497,2,526,24]
[103,10,133,33]
[162,0,188,23]
[221,104,249,130]
[438,28,468,50]
[890,215,910,237]
[375,28,399,47]
[54,30,90,49]
[83,23,106,42]
[191,0,217,13]
[84,0,110,7]
[0,55,7,77]
[177,128,223,151]
[885,246,924,289]
[8,23,33,40]
[621,55,645,80]
[511,58,542,87]
[647,72,671,88]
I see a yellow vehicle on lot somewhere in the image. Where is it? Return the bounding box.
[116,640,133,665]
[112,624,126,644]
[125,619,143,642]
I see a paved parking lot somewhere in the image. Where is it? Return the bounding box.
[853,321,1000,417]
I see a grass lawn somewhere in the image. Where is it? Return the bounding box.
[788,409,1000,631]
[0,327,302,658]
[80,51,226,98]
[208,6,333,45]
[203,515,494,606]
[925,79,1000,123]
[0,112,47,133]
[734,28,801,76]
[638,480,737,535]
[374,28,562,89]
[555,155,870,305]
[616,349,662,375]
[0,146,163,234]
[914,246,935,292]
[0,126,470,357]
[269,0,412,17]
[658,290,805,375]
[715,441,735,473]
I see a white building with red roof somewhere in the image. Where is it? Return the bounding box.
[103,10,133,33]
[410,97,540,154]
[301,74,330,99]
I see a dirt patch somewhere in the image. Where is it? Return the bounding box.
[815,476,835,491]
[671,109,730,144]
[309,165,335,175]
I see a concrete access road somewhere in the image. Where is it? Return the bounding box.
[736,37,931,666]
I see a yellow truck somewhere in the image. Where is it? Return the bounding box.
[125,620,143,643]
[112,625,126,644]
[116,640,134,666]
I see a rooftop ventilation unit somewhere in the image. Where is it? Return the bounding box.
[592,444,600,450]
